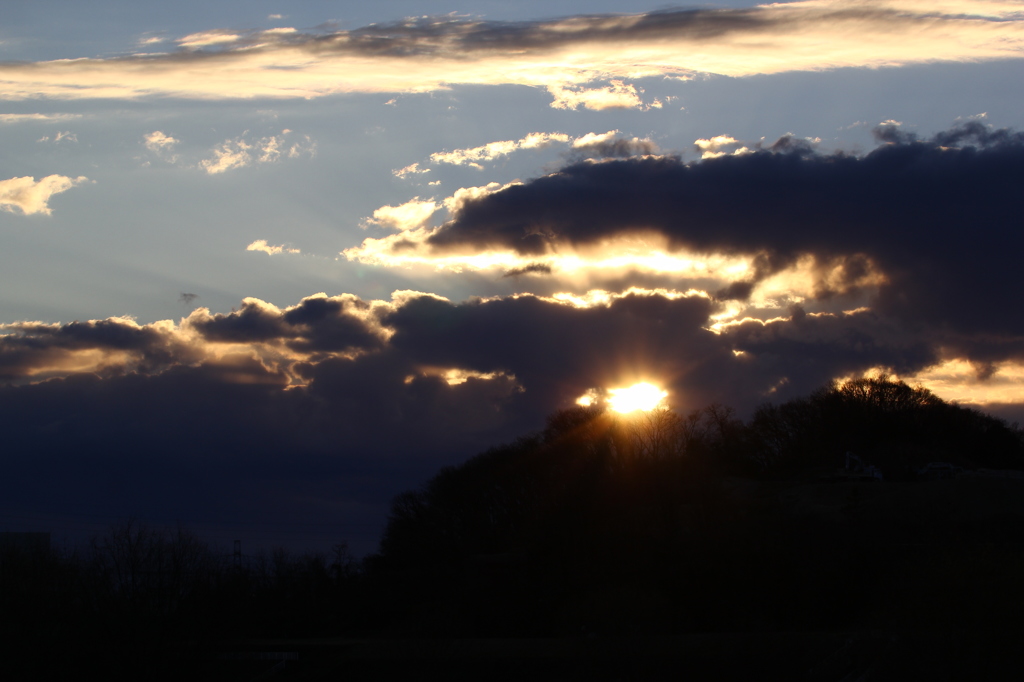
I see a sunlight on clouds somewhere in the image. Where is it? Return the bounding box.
[199,131,314,174]
[707,301,752,334]
[0,317,191,383]
[246,239,300,256]
[0,113,82,123]
[4,2,1022,105]
[547,80,644,110]
[144,130,178,152]
[344,226,761,285]
[177,30,244,48]
[363,198,439,231]
[545,286,711,310]
[572,130,620,148]
[694,135,751,159]
[392,162,430,179]
[751,254,888,307]
[830,361,1024,411]
[429,132,571,168]
[411,367,522,387]
[202,140,254,174]
[397,130,654,178]
[0,175,89,215]
[909,359,1024,407]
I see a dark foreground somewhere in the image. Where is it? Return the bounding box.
[103,631,1024,681]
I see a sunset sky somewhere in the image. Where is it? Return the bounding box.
[3,0,1023,554]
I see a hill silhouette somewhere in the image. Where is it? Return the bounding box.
[371,377,1024,638]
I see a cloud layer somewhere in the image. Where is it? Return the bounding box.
[3,1,1022,107]
[350,123,1024,352]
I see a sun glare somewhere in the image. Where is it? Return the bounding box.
[608,382,668,413]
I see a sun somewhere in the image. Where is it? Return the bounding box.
[607,382,668,413]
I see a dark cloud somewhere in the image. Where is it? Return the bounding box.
[285,9,776,59]
[502,263,552,278]
[567,136,660,161]
[429,124,1024,348]
[0,318,187,381]
[190,294,384,354]
[723,307,940,394]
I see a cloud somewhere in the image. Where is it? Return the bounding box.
[36,131,77,144]
[693,134,751,159]
[403,124,1024,339]
[200,131,314,174]
[570,130,659,158]
[177,29,244,49]
[3,2,1022,106]
[503,263,553,278]
[2,284,1018,432]
[0,316,192,382]
[246,239,300,256]
[0,113,82,123]
[547,80,645,111]
[394,131,655,179]
[429,132,571,169]
[0,174,89,215]
[363,198,440,231]
[392,162,429,179]
[144,130,179,152]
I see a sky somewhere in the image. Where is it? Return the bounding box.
[3,0,1024,555]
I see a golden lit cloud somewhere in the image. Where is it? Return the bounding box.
[394,130,655,179]
[829,360,1024,411]
[0,113,82,123]
[428,132,571,169]
[694,134,751,159]
[246,239,300,255]
[363,198,440,231]
[543,287,711,310]
[3,2,1022,106]
[0,174,89,215]
[199,131,314,174]
[547,80,645,110]
[908,359,1024,407]
[144,130,179,152]
[411,367,522,387]
[392,162,430,178]
[344,197,755,279]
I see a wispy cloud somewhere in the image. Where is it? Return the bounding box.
[0,113,82,123]
[37,130,78,144]
[3,2,1021,107]
[428,132,571,169]
[246,239,300,256]
[144,130,179,152]
[0,175,89,215]
[397,130,655,176]
[200,131,315,174]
